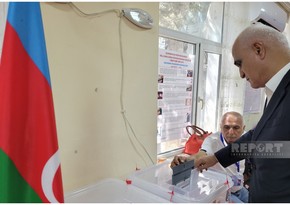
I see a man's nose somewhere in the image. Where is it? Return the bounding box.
[228,127,235,134]
[239,70,245,78]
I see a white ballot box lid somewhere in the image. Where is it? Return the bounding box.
[64,178,169,203]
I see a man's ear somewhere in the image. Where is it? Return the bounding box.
[253,42,265,59]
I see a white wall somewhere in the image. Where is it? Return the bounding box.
[41,2,159,192]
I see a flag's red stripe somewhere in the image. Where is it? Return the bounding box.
[53,167,64,202]
[0,21,63,202]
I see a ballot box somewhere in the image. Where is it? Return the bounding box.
[127,161,233,203]
[64,178,169,203]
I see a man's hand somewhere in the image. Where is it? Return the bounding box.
[170,155,188,168]
[195,155,218,172]
[171,151,206,168]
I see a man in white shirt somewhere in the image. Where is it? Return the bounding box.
[171,111,249,203]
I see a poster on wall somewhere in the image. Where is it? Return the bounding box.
[157,49,195,143]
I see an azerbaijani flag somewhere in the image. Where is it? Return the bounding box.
[0,2,64,202]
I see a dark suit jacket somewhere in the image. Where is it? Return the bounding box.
[215,68,290,202]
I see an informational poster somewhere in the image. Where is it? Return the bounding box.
[157,49,195,143]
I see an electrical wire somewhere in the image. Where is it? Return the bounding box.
[68,2,155,166]
[118,16,154,166]
[69,2,121,18]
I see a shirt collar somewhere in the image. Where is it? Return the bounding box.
[265,62,290,101]
[219,133,228,146]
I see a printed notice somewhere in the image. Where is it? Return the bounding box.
[157,49,195,143]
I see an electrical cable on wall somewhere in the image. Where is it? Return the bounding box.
[68,2,120,18]
[68,2,155,166]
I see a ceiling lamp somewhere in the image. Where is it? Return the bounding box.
[122,8,153,29]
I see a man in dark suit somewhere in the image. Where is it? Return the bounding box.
[195,23,290,202]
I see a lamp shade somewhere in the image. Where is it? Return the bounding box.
[122,8,153,29]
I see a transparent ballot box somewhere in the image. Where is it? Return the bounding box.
[127,161,233,203]
[64,178,169,203]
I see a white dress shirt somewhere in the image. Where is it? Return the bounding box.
[265,62,290,105]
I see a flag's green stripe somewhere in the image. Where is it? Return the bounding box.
[0,149,42,202]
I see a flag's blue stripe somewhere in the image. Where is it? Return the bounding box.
[7,2,51,86]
